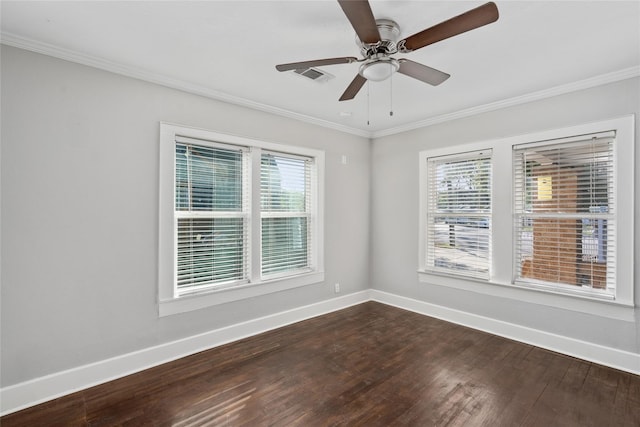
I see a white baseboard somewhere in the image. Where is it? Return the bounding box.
[3,289,638,416]
[370,289,640,376]
[0,290,371,416]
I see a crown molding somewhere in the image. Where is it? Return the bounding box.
[0,32,372,139]
[2,32,638,140]
[372,65,640,138]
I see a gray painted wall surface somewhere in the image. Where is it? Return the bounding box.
[1,46,371,386]
[2,44,639,389]
[371,77,640,354]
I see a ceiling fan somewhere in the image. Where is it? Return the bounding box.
[276,1,499,101]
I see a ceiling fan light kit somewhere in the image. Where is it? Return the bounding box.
[359,56,399,82]
[276,0,499,102]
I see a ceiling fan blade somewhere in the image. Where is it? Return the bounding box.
[337,0,381,44]
[276,57,358,72]
[397,59,450,86]
[399,2,499,52]
[339,74,367,101]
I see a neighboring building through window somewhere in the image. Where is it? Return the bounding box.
[159,124,324,316]
[513,133,615,297]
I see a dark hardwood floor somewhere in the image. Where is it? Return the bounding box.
[3,302,639,426]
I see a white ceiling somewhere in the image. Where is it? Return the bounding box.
[2,1,639,137]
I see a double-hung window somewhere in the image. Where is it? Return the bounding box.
[513,133,616,298]
[175,140,249,294]
[159,124,324,316]
[423,150,492,280]
[261,152,314,277]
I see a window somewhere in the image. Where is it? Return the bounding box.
[424,150,492,279]
[159,124,324,316]
[175,140,249,294]
[513,133,615,298]
[261,152,313,277]
[418,116,634,313]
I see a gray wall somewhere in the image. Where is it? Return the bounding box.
[2,44,638,389]
[0,45,371,386]
[371,77,640,354]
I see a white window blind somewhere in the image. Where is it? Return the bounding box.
[426,150,492,279]
[513,133,615,297]
[175,139,249,294]
[160,123,326,315]
[260,151,313,277]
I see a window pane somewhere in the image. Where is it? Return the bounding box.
[177,217,246,289]
[176,143,243,212]
[515,143,613,214]
[261,154,309,212]
[435,158,491,213]
[261,217,309,275]
[431,216,490,276]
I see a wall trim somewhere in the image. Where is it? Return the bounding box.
[2,289,638,416]
[0,291,371,416]
[370,289,640,376]
[0,32,370,139]
[371,66,640,138]
[2,32,638,140]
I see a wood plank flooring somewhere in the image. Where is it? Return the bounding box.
[3,302,639,426]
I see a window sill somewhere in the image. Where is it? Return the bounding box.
[417,270,635,322]
[159,271,325,317]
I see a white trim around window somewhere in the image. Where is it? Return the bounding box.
[418,115,634,320]
[159,123,325,317]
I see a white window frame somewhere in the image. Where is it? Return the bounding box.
[423,149,493,280]
[512,132,617,299]
[418,115,634,320]
[260,150,315,279]
[174,138,251,294]
[159,123,325,316]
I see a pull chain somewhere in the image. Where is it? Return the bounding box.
[367,80,370,126]
[389,64,394,117]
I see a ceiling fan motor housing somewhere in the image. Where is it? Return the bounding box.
[357,19,401,57]
[356,19,401,81]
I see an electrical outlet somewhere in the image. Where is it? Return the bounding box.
[334,283,340,293]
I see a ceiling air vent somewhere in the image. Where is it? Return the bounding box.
[293,67,334,83]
